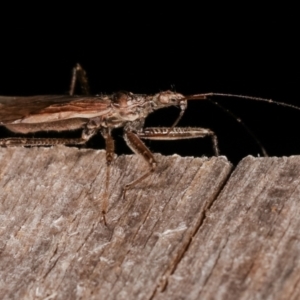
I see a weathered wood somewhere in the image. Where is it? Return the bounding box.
[0,147,231,300]
[2,148,300,300]
[158,156,300,300]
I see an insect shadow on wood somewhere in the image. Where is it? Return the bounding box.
[1,64,300,225]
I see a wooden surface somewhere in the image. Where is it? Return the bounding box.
[0,147,300,299]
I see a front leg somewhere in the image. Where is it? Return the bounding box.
[137,127,220,156]
[121,126,219,197]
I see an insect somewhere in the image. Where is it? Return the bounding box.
[1,64,299,224]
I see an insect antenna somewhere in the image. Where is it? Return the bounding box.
[207,99,268,156]
[186,93,300,112]
[185,92,300,157]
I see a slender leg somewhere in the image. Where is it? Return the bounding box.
[69,63,90,96]
[69,64,111,224]
[0,137,85,147]
[120,126,219,198]
[100,128,115,226]
[122,130,157,198]
[121,127,219,198]
[0,126,97,147]
[137,127,220,156]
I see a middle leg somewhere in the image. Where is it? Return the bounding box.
[123,130,157,199]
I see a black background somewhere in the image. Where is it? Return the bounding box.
[0,6,299,164]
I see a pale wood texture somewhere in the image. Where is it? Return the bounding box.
[0,147,231,299]
[157,155,300,300]
[1,147,300,300]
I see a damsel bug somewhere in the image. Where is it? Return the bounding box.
[1,64,299,224]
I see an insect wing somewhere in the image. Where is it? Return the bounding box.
[0,95,112,124]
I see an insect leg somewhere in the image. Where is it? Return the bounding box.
[0,124,98,147]
[122,130,157,199]
[69,63,90,96]
[137,127,220,156]
[0,137,88,147]
[100,128,115,226]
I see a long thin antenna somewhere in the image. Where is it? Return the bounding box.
[184,92,300,157]
[208,99,268,156]
[186,93,300,112]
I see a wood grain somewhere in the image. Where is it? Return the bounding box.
[158,156,300,300]
[1,148,300,299]
[0,147,231,299]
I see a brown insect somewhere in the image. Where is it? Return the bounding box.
[1,64,299,224]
